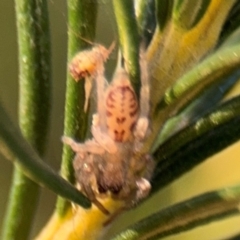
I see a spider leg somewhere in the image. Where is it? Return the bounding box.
[91,124,117,154]
[81,184,110,215]
[62,136,105,155]
[136,177,151,200]
[139,46,150,119]
[134,47,150,141]
[134,117,149,141]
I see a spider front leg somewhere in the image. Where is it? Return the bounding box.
[91,114,118,154]
[134,48,150,143]
[62,136,105,156]
[134,117,149,142]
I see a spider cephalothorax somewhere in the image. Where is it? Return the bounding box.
[63,44,154,216]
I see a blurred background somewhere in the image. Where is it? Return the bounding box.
[1,1,240,239]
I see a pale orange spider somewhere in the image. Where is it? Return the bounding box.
[63,44,154,216]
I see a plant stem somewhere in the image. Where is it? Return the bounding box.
[112,0,141,98]
[111,184,240,240]
[56,0,98,216]
[142,40,240,155]
[2,0,51,239]
[152,96,240,193]
[0,102,91,207]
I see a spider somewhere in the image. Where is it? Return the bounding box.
[62,44,154,217]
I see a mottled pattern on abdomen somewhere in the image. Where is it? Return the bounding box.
[105,78,139,142]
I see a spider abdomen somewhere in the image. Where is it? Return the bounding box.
[105,73,139,142]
